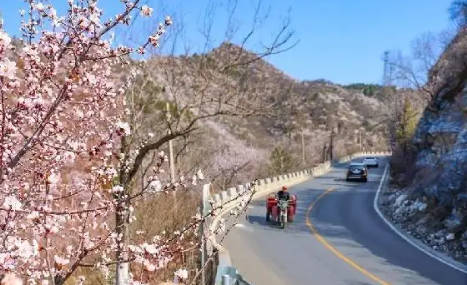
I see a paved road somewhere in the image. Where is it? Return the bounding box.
[224,157,467,285]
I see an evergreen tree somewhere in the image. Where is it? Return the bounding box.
[269,146,293,175]
[396,98,419,152]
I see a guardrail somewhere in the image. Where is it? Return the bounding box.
[201,151,392,285]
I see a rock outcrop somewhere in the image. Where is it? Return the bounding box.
[383,28,467,264]
[411,28,467,230]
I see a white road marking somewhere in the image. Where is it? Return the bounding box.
[373,163,467,274]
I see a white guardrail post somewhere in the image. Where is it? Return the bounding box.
[204,151,392,285]
[222,275,231,285]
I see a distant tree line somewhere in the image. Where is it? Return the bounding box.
[343,83,384,96]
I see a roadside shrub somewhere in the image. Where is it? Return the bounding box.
[390,144,418,186]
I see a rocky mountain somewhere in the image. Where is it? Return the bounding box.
[381,29,467,263]
[138,42,425,186]
[156,44,410,142]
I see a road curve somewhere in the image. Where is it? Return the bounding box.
[224,157,467,285]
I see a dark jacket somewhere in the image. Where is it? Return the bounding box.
[277,190,290,201]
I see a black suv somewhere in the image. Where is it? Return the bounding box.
[346,163,368,182]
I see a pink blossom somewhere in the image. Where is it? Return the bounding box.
[0,273,23,285]
[143,259,156,271]
[174,268,188,280]
[111,185,124,193]
[143,243,158,254]
[0,1,222,284]
[26,211,40,220]
[148,180,162,192]
[0,30,11,46]
[116,121,131,136]
[191,175,198,186]
[34,3,45,12]
[54,255,70,267]
[140,5,153,17]
[2,195,22,210]
[0,58,17,80]
[165,16,173,26]
[46,172,60,185]
[196,169,204,180]
[16,239,39,259]
[149,35,160,47]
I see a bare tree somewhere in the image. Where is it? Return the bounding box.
[378,30,455,153]
[449,0,467,29]
[385,30,455,100]
[113,0,298,283]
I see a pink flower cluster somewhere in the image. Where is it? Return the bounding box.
[0,0,178,283]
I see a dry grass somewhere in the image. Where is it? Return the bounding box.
[61,190,203,285]
[129,191,202,284]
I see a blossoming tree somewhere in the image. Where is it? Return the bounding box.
[0,0,297,284]
[0,1,240,284]
[113,1,297,282]
[205,127,267,190]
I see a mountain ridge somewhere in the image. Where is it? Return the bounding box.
[143,41,425,182]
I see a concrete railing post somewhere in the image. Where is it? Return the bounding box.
[222,275,231,285]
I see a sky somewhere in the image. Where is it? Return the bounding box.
[0,0,456,85]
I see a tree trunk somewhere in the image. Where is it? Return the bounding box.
[115,199,130,285]
[301,129,306,166]
[322,144,328,163]
[115,262,130,285]
[115,136,131,285]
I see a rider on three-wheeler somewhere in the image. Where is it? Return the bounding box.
[266,185,296,224]
[277,185,290,201]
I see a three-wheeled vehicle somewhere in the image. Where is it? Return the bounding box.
[266,193,297,229]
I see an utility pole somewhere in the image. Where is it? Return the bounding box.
[322,143,327,162]
[166,102,176,183]
[359,130,362,151]
[141,157,144,192]
[329,130,334,162]
[301,129,306,165]
[166,102,177,215]
[280,155,284,174]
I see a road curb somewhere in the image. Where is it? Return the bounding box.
[373,162,467,274]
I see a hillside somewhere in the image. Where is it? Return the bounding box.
[140,42,423,186]
[0,30,431,284]
[381,29,467,264]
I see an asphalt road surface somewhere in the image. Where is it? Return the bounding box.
[224,157,467,285]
